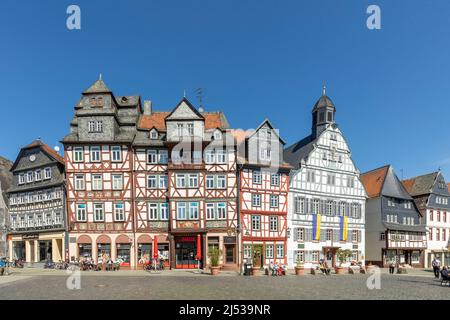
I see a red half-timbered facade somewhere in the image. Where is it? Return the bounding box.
[63,79,140,268]
[236,120,291,268]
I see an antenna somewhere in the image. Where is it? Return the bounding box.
[196,87,204,112]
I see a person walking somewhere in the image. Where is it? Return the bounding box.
[389,260,395,274]
[432,256,441,278]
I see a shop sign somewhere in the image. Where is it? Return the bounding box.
[180,237,195,242]
[223,236,236,244]
[22,234,39,240]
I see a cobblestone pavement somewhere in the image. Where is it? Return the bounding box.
[0,268,448,299]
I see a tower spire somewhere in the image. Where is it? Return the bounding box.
[322,84,326,96]
[99,73,102,81]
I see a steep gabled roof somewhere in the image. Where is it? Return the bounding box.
[360,165,390,198]
[247,119,285,144]
[361,165,412,200]
[11,140,64,171]
[83,79,112,94]
[165,97,204,120]
[401,172,438,197]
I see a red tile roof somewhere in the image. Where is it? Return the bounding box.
[360,165,390,198]
[401,178,415,194]
[138,112,227,130]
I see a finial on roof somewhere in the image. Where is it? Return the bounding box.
[99,73,102,80]
[322,84,326,96]
[183,89,186,98]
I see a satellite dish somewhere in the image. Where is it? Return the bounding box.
[54,146,60,152]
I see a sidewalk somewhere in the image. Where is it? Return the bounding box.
[2,266,436,278]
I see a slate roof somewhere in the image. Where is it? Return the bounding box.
[283,134,316,170]
[83,79,111,94]
[361,165,412,200]
[382,222,426,233]
[401,172,438,197]
[23,140,64,165]
[312,95,336,112]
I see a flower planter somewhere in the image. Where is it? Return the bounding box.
[294,266,305,275]
[335,267,346,275]
[251,267,260,276]
[210,266,220,276]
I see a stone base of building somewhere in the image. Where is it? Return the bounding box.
[8,231,66,263]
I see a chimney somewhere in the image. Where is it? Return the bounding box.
[143,100,152,115]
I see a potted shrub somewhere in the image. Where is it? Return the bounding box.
[294,258,305,276]
[335,249,352,275]
[208,248,222,276]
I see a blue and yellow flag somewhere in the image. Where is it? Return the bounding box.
[312,214,321,240]
[340,216,348,241]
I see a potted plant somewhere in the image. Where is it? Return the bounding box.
[335,249,352,275]
[208,248,222,276]
[294,258,305,276]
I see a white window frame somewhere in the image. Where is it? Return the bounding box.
[73,147,84,163]
[176,202,187,220]
[276,244,284,258]
[114,203,125,221]
[147,150,158,164]
[18,173,25,185]
[112,174,123,190]
[160,203,169,220]
[43,167,51,180]
[90,147,101,163]
[188,174,198,188]
[74,174,85,191]
[93,203,104,222]
[252,194,261,207]
[148,203,158,220]
[270,195,279,208]
[266,244,274,259]
[92,174,103,191]
[159,150,168,164]
[76,203,87,222]
[271,174,279,186]
[252,215,261,231]
[253,170,262,184]
[111,146,122,162]
[189,202,199,219]
[147,175,157,189]
[176,174,186,188]
[270,216,278,231]
[27,171,33,183]
[35,170,42,181]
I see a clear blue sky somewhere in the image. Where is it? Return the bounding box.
[1,0,449,180]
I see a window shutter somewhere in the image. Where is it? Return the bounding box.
[305,251,312,263]
[293,228,298,241]
[306,228,312,242]
[347,230,352,243]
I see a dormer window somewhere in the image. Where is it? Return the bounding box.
[90,96,104,107]
[150,129,158,140]
[213,130,222,140]
[88,120,103,133]
[187,123,194,136]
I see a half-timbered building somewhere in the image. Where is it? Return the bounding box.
[235,120,291,269]
[134,98,239,269]
[63,79,140,268]
[284,91,367,269]
[361,165,427,267]
[402,171,450,267]
[6,140,66,264]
